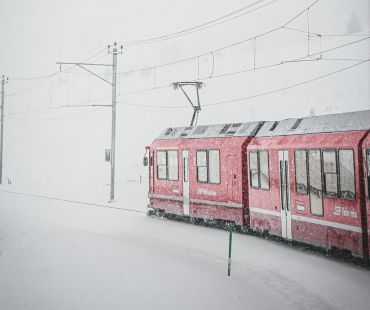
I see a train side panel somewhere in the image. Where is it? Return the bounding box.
[248,131,367,257]
[149,136,249,225]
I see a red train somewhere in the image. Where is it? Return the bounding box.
[145,110,370,260]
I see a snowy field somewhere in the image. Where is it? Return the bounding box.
[1,183,370,310]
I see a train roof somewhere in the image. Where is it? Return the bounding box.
[255,109,370,137]
[155,110,370,141]
[156,121,264,140]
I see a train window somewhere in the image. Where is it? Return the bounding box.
[196,150,220,184]
[339,149,355,199]
[295,150,308,194]
[308,150,323,216]
[259,151,270,190]
[322,150,338,196]
[156,151,167,180]
[249,151,259,188]
[168,150,179,181]
[197,151,208,182]
[249,150,269,190]
[209,150,220,184]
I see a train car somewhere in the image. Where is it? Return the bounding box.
[146,121,264,226]
[247,110,370,258]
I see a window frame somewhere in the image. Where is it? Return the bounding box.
[156,149,179,181]
[321,148,339,198]
[167,150,179,181]
[307,148,324,217]
[248,150,270,190]
[249,150,260,189]
[338,148,356,200]
[259,150,270,190]
[294,149,308,195]
[208,149,221,184]
[196,149,221,184]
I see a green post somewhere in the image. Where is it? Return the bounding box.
[228,222,233,276]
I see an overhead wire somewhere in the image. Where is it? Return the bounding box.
[115,36,369,98]
[118,0,321,75]
[5,47,108,97]
[116,59,369,109]
[0,189,146,214]
[119,0,280,47]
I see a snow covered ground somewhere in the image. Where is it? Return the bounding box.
[1,183,370,310]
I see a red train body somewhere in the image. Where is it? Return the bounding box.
[146,110,370,260]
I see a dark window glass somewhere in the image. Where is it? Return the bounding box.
[339,149,355,199]
[249,151,259,188]
[308,150,323,216]
[156,151,167,180]
[259,151,269,190]
[209,150,220,184]
[197,151,208,182]
[322,150,338,196]
[295,150,308,194]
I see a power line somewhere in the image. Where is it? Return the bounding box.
[118,0,323,75]
[116,37,369,98]
[0,189,146,214]
[204,59,369,107]
[5,47,108,97]
[119,0,280,47]
[5,36,368,115]
[117,59,369,109]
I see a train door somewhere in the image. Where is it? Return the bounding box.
[279,150,292,239]
[182,150,190,216]
[227,155,237,201]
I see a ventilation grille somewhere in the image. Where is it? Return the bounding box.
[291,118,303,130]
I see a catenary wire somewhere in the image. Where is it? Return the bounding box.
[116,59,369,109]
[118,0,280,47]
[0,189,146,214]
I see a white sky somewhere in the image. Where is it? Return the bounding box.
[0,0,369,199]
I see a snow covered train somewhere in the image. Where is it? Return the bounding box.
[145,110,370,260]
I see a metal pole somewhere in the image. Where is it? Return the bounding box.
[110,44,118,202]
[0,75,5,184]
[228,222,233,276]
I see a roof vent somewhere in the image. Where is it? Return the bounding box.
[226,130,237,135]
[219,124,231,134]
[164,128,173,135]
[232,123,242,128]
[269,121,279,131]
[291,118,303,130]
[251,121,265,136]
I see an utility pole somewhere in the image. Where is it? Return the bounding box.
[0,75,9,184]
[108,43,119,202]
[57,42,122,202]
[172,81,204,126]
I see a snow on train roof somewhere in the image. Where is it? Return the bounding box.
[156,110,370,140]
[255,109,370,137]
[156,121,264,140]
